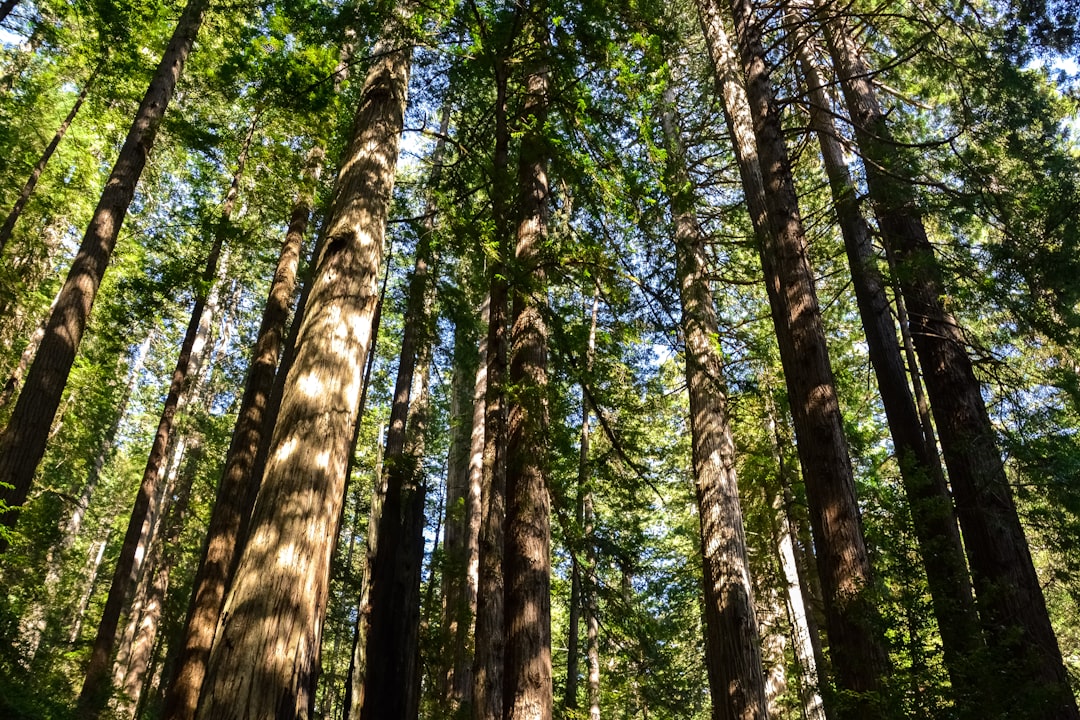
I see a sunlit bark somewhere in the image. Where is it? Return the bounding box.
[196,18,410,720]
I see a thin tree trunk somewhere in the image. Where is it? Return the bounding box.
[0,65,98,255]
[788,19,984,711]
[401,327,435,720]
[820,11,1079,718]
[764,389,828,720]
[581,292,601,720]
[160,145,323,720]
[0,286,60,409]
[77,150,240,717]
[0,0,209,538]
[344,422,386,720]
[504,17,553,719]
[695,2,890,713]
[661,88,769,720]
[21,333,153,666]
[196,18,410,719]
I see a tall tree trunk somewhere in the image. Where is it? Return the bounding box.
[342,262,394,720]
[76,134,242,716]
[504,16,553,720]
[357,148,438,720]
[473,50,513,720]
[694,2,890,714]
[195,19,410,720]
[401,328,435,720]
[819,11,1079,719]
[0,0,209,538]
[788,19,985,712]
[160,145,323,720]
[581,291,601,720]
[345,424,386,720]
[0,65,98,255]
[662,89,769,720]
[443,295,488,714]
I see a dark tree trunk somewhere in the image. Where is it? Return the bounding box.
[695,1,890,714]
[0,0,209,538]
[160,146,322,720]
[662,89,769,720]
[821,11,1079,719]
[788,19,985,713]
[357,148,438,720]
[473,51,513,720]
[504,18,553,720]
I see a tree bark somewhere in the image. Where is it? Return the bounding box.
[443,296,488,714]
[195,19,410,720]
[160,144,322,720]
[662,89,769,720]
[788,18,985,712]
[504,19,553,720]
[114,460,194,720]
[0,65,98,255]
[581,293,601,720]
[695,1,890,714]
[473,51,512,720]
[0,0,209,538]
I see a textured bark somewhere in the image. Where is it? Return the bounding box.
[161,145,322,720]
[504,25,553,720]
[788,20,985,712]
[196,22,410,720]
[443,297,488,713]
[0,66,97,255]
[344,424,385,720]
[765,392,830,720]
[821,10,1078,718]
[695,1,889,713]
[0,0,209,537]
[662,91,769,720]
[114,467,193,720]
[473,52,512,720]
[401,332,435,720]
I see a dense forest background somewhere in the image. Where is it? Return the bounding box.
[0,0,1078,717]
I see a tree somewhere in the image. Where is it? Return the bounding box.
[0,0,211,539]
[819,7,1079,718]
[195,9,412,718]
[661,83,769,720]
[694,0,891,713]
